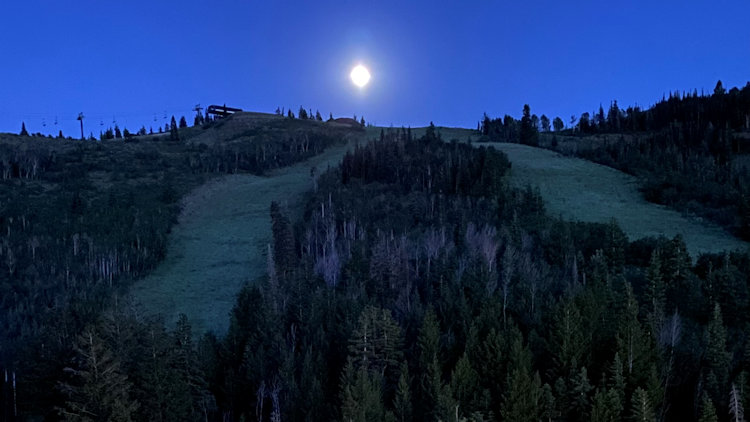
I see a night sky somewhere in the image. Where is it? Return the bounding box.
[1,0,748,137]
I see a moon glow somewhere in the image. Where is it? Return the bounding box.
[350,64,371,88]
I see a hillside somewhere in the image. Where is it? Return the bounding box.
[419,127,748,257]
[129,129,365,333]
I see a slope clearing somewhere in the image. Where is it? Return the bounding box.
[486,142,748,256]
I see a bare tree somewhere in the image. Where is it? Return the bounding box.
[465,223,499,273]
[500,245,517,327]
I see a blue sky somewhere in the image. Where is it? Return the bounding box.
[0,0,748,137]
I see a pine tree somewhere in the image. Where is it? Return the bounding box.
[608,353,626,407]
[315,110,323,121]
[616,283,650,386]
[417,309,452,421]
[714,80,726,96]
[704,303,730,404]
[169,116,180,142]
[590,388,623,422]
[20,122,29,136]
[645,250,665,319]
[340,359,391,422]
[348,306,403,379]
[114,125,122,139]
[541,383,557,422]
[59,326,138,421]
[501,338,542,422]
[569,366,593,421]
[393,363,412,422]
[699,393,718,422]
[520,104,538,146]
[629,387,655,422]
[179,116,187,128]
[451,353,480,414]
[270,201,296,279]
[298,106,308,119]
[549,300,587,379]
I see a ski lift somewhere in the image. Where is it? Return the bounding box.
[42,118,46,128]
[54,116,58,126]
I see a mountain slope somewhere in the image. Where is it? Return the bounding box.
[129,130,363,333]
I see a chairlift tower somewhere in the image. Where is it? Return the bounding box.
[77,113,85,139]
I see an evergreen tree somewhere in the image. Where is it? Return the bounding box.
[629,387,655,422]
[416,309,453,421]
[59,327,138,421]
[579,112,591,132]
[20,121,29,136]
[340,359,391,422]
[704,303,730,404]
[501,338,542,422]
[315,110,323,121]
[549,300,587,379]
[298,106,308,119]
[179,116,187,128]
[169,116,180,142]
[596,105,607,130]
[328,112,334,122]
[645,250,665,320]
[616,283,650,386]
[520,104,538,146]
[393,363,412,422]
[568,366,593,421]
[450,353,480,414]
[270,201,296,279]
[114,125,122,139]
[58,130,64,138]
[698,393,718,422]
[288,109,295,119]
[590,388,623,422]
[607,101,621,131]
[714,80,726,96]
[348,306,403,380]
[608,353,626,407]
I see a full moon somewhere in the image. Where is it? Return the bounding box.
[350,64,371,88]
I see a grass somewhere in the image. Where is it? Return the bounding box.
[487,141,748,257]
